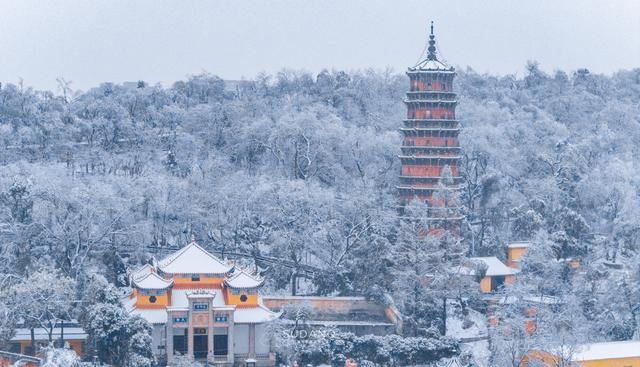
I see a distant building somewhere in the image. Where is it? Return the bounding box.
[524,340,640,366]
[458,257,519,293]
[7,322,86,358]
[506,242,530,269]
[124,238,279,366]
[398,22,462,232]
[263,296,403,336]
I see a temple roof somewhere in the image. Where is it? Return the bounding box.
[225,269,265,289]
[157,239,233,275]
[459,257,519,277]
[131,263,154,281]
[132,272,173,290]
[234,303,280,323]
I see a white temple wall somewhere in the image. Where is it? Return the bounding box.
[255,324,270,354]
[234,324,249,354]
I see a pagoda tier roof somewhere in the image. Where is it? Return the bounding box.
[398,155,461,160]
[407,62,455,74]
[396,215,464,221]
[399,175,463,180]
[406,90,456,95]
[403,99,457,104]
[400,127,460,132]
[400,146,461,150]
[224,269,265,289]
[396,185,462,191]
[158,240,233,275]
[403,118,458,123]
[132,272,174,290]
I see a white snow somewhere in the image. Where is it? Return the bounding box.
[234,304,280,324]
[132,272,173,290]
[459,257,519,277]
[130,308,168,324]
[11,327,87,341]
[157,241,233,275]
[225,270,264,289]
[445,299,488,340]
[570,340,640,361]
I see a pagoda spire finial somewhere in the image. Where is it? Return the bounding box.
[427,21,437,61]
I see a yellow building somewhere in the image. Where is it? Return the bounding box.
[524,340,640,367]
[507,242,530,269]
[460,257,519,293]
[125,238,279,366]
[8,324,86,358]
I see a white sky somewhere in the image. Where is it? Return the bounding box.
[1,0,639,91]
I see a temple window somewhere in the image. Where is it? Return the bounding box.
[191,274,200,281]
[240,295,248,302]
[149,296,157,303]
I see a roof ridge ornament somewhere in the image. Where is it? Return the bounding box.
[190,234,196,244]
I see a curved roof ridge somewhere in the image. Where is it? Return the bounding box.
[132,272,174,290]
[158,240,232,275]
[225,268,265,289]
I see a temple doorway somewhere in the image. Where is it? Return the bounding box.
[193,328,208,359]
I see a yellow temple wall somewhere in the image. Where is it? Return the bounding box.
[507,247,528,268]
[173,275,224,288]
[479,277,492,293]
[135,292,170,308]
[226,289,258,306]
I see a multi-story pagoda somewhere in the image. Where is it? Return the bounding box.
[398,22,462,231]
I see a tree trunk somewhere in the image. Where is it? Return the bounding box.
[30,328,35,355]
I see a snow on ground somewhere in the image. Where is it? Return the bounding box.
[445,299,488,341]
[461,339,490,367]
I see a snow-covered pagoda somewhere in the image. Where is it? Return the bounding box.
[398,22,463,230]
[124,238,279,366]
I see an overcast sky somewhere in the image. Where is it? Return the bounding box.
[1,0,639,91]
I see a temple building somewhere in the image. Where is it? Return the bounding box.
[124,238,279,366]
[398,22,463,230]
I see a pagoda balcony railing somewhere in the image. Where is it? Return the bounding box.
[400,127,460,132]
[399,175,463,180]
[400,145,461,150]
[397,185,463,191]
[403,99,458,104]
[406,90,456,95]
[403,118,457,122]
[398,155,462,160]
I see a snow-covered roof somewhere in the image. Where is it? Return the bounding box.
[132,272,173,290]
[553,340,640,361]
[410,58,454,72]
[507,242,531,249]
[157,241,232,275]
[225,269,265,289]
[11,327,87,341]
[170,288,227,309]
[130,308,168,324]
[131,263,154,281]
[234,304,280,324]
[460,257,519,277]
